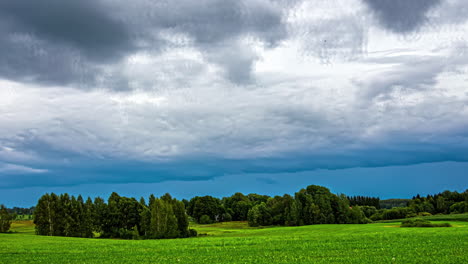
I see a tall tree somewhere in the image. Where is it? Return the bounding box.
[82,197,94,238]
[93,197,107,235]
[149,198,178,239]
[190,196,224,223]
[172,199,189,237]
[247,203,272,227]
[34,193,61,236]
[0,204,12,233]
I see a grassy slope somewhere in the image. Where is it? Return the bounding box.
[1,217,467,264]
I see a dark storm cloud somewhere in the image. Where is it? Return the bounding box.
[121,0,287,84]
[363,0,441,33]
[0,0,132,60]
[135,0,286,46]
[0,0,288,86]
[0,0,132,87]
[2,126,468,189]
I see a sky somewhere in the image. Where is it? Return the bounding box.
[0,0,467,207]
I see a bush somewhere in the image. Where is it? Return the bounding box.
[406,212,417,218]
[188,228,198,237]
[347,206,371,224]
[222,213,232,222]
[247,203,272,227]
[199,215,213,224]
[418,212,432,217]
[118,228,135,239]
[450,201,468,214]
[370,212,383,221]
[360,206,378,218]
[382,207,414,220]
[401,218,451,228]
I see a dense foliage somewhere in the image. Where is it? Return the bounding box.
[33,192,195,239]
[347,196,380,209]
[379,199,410,209]
[0,204,13,233]
[185,187,468,226]
[187,185,370,227]
[29,186,468,236]
[370,190,468,221]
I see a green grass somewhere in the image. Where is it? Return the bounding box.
[8,220,36,234]
[1,218,467,263]
[376,213,468,223]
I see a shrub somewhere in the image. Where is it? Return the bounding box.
[118,228,135,239]
[381,207,414,220]
[247,203,272,227]
[406,212,417,218]
[370,212,383,221]
[418,212,432,217]
[222,213,232,222]
[188,228,198,237]
[360,206,378,218]
[199,215,213,224]
[450,201,468,214]
[401,218,451,228]
[347,206,371,224]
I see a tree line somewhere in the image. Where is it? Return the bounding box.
[2,185,467,236]
[347,196,380,209]
[184,186,468,226]
[6,206,35,220]
[33,192,196,239]
[369,190,468,221]
[187,185,371,227]
[379,199,410,209]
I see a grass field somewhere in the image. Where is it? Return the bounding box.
[1,216,467,263]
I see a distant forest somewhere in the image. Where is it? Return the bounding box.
[1,185,467,239]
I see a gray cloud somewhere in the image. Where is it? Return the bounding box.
[0,0,289,87]
[0,0,133,60]
[0,0,132,87]
[356,44,468,101]
[119,0,287,84]
[0,162,47,175]
[363,0,441,33]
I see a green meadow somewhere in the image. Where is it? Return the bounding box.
[1,216,467,264]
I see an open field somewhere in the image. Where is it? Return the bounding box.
[1,216,467,264]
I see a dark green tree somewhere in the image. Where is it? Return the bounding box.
[247,202,272,227]
[223,193,252,221]
[0,204,12,233]
[172,200,189,237]
[82,197,94,238]
[34,193,60,236]
[149,198,178,238]
[283,194,300,226]
[190,196,223,223]
[93,197,107,234]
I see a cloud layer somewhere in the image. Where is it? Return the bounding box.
[1,0,468,188]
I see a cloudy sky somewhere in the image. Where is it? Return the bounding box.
[1,0,468,206]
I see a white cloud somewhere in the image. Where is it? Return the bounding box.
[0,163,47,174]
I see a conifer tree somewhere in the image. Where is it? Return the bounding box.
[0,204,12,233]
